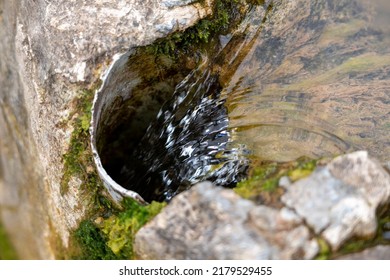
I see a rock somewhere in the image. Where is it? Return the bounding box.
[328,151,390,207]
[135,181,318,259]
[135,152,389,260]
[34,0,214,83]
[335,245,390,260]
[281,151,390,250]
[248,206,319,259]
[0,0,213,259]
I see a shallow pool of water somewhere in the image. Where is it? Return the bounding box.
[222,0,390,163]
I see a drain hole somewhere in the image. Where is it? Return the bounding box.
[95,46,248,203]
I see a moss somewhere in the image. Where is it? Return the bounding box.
[72,199,166,260]
[315,238,331,260]
[234,162,278,199]
[60,85,110,217]
[148,0,256,57]
[287,160,317,182]
[61,89,97,195]
[234,158,318,202]
[100,199,166,259]
[0,221,18,260]
[59,84,122,259]
[74,220,119,260]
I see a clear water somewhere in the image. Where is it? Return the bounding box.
[222,0,390,163]
[117,0,390,202]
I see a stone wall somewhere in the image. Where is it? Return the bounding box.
[0,0,213,259]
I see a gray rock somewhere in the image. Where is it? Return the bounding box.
[162,0,198,8]
[0,0,213,259]
[281,151,390,250]
[135,182,318,260]
[328,151,390,207]
[248,206,319,259]
[335,245,390,260]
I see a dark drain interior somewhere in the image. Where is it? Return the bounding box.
[96,44,249,203]
[96,49,195,201]
[94,4,271,203]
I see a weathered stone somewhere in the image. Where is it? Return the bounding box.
[0,0,213,259]
[335,245,390,260]
[38,0,213,83]
[135,182,318,260]
[281,151,390,250]
[248,206,319,259]
[328,151,390,207]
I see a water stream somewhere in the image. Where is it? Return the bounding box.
[97,0,390,203]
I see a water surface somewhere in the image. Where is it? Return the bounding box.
[222,0,390,163]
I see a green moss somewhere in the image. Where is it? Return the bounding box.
[74,220,119,260]
[60,85,122,259]
[148,0,252,57]
[0,221,18,260]
[234,162,278,199]
[61,88,100,197]
[234,158,318,201]
[287,160,317,182]
[73,199,166,260]
[315,238,331,260]
[100,199,166,259]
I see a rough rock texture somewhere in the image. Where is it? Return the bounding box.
[335,246,390,260]
[282,151,390,250]
[0,0,213,259]
[135,182,319,260]
[135,151,390,259]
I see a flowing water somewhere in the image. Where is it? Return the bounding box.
[222,0,390,163]
[99,0,390,203]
